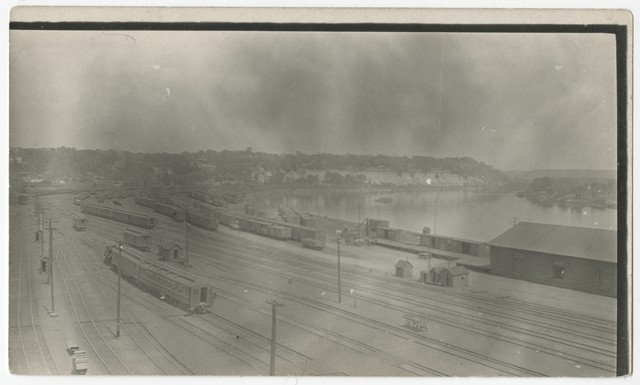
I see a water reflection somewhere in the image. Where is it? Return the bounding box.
[249,189,617,242]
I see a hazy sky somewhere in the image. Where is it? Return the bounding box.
[9,30,617,170]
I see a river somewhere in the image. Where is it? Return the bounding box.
[248,188,618,242]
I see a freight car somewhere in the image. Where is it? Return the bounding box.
[154,203,185,222]
[72,213,87,231]
[80,203,157,229]
[186,210,218,231]
[123,228,152,251]
[106,245,214,313]
[267,225,291,240]
[134,196,157,209]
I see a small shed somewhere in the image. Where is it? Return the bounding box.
[395,260,414,278]
[441,266,470,288]
[425,267,446,284]
[157,242,183,261]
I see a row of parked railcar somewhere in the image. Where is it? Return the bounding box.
[105,244,213,313]
[134,195,219,232]
[201,205,327,249]
[80,203,157,229]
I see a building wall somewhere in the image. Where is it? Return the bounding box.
[490,246,616,297]
[396,266,413,278]
[419,234,489,257]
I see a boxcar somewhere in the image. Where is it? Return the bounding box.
[154,203,185,222]
[267,225,291,240]
[72,213,87,231]
[186,210,218,231]
[123,228,152,251]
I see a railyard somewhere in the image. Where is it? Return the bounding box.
[9,192,617,376]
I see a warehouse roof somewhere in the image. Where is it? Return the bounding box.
[489,222,617,263]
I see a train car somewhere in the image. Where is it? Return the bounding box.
[193,202,213,216]
[123,228,152,251]
[134,196,157,209]
[302,238,324,250]
[186,210,218,231]
[72,213,87,231]
[80,203,157,229]
[267,225,292,240]
[109,245,214,313]
[154,203,185,222]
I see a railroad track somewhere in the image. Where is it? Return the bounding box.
[47,203,290,375]
[146,224,617,373]
[53,229,133,374]
[86,211,612,375]
[9,212,56,374]
[45,197,616,376]
[210,274,547,377]
[56,218,192,375]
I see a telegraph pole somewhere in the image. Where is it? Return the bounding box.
[41,206,45,259]
[433,208,437,235]
[358,203,361,240]
[116,242,122,338]
[47,219,57,317]
[185,206,190,267]
[266,299,283,376]
[336,230,342,304]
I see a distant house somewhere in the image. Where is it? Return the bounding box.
[489,222,617,297]
[395,260,414,278]
[157,242,183,261]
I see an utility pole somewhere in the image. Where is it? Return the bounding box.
[358,203,361,240]
[47,219,57,317]
[266,299,283,376]
[185,205,190,267]
[41,206,45,258]
[433,208,437,235]
[116,242,122,338]
[336,230,342,304]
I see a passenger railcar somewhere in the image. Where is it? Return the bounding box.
[72,213,87,231]
[154,203,185,222]
[106,245,214,313]
[80,203,157,229]
[123,228,152,251]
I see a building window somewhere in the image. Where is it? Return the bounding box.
[553,265,565,280]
